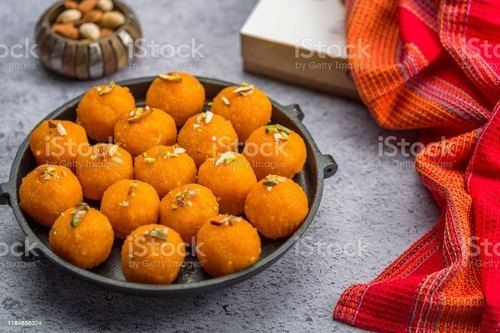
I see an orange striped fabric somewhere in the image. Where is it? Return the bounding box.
[333,0,500,331]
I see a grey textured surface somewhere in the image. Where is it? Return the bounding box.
[0,0,439,332]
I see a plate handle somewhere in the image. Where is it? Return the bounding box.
[0,181,11,206]
[321,154,338,179]
[284,104,305,121]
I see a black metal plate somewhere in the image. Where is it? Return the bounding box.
[0,76,337,296]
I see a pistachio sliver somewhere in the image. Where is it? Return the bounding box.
[128,106,153,124]
[275,124,291,135]
[214,151,237,167]
[210,216,242,226]
[263,178,279,187]
[159,73,182,83]
[71,203,89,228]
[263,175,286,189]
[40,166,59,180]
[148,229,168,241]
[95,81,116,96]
[56,123,67,136]
[233,84,254,95]
[265,125,278,134]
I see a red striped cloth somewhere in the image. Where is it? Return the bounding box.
[333,0,500,331]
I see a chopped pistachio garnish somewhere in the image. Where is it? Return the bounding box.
[165,151,178,159]
[195,111,214,126]
[40,165,60,180]
[148,228,168,241]
[95,81,116,96]
[47,120,57,129]
[128,106,153,124]
[221,96,230,105]
[225,156,237,164]
[56,122,67,136]
[47,120,67,137]
[265,124,291,141]
[210,216,242,226]
[144,157,156,164]
[265,124,291,135]
[233,82,254,96]
[128,182,138,196]
[263,178,279,187]
[263,175,286,191]
[171,204,178,211]
[71,203,89,228]
[275,124,291,134]
[93,144,122,162]
[159,73,182,83]
[119,182,138,207]
[108,144,119,157]
[174,188,199,209]
[174,147,186,154]
[214,151,237,167]
[204,111,214,124]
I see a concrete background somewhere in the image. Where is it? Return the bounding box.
[0,0,438,332]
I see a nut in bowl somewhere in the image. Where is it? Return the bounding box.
[35,0,142,79]
[2,75,337,295]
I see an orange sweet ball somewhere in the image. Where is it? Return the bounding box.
[243,124,307,180]
[197,152,257,215]
[121,224,186,284]
[159,183,219,242]
[77,81,135,142]
[196,215,261,277]
[134,145,197,198]
[145,72,205,126]
[211,83,272,142]
[101,180,160,239]
[114,106,177,157]
[29,120,88,170]
[76,143,134,200]
[245,175,309,239]
[49,203,114,269]
[19,164,83,227]
[177,111,238,167]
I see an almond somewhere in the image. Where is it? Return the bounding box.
[97,0,113,12]
[100,28,114,38]
[56,9,82,23]
[79,23,100,41]
[64,0,79,9]
[52,23,79,39]
[78,0,97,14]
[83,9,103,23]
[99,11,125,29]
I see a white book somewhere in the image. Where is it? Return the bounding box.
[240,0,358,99]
